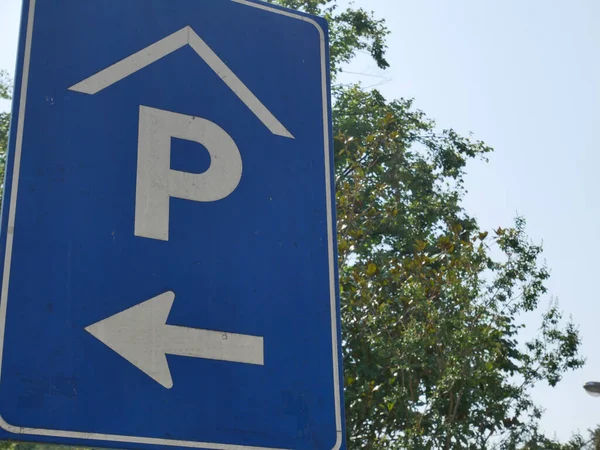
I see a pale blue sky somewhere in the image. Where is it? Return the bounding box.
[1,0,599,442]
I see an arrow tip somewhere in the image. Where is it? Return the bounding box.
[85,291,176,389]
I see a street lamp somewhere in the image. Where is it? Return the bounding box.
[584,381,600,397]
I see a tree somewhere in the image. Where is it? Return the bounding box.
[331,85,582,450]
[0,70,10,194]
[0,1,586,449]
[517,426,600,450]
[268,1,583,449]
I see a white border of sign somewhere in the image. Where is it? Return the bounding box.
[0,0,343,449]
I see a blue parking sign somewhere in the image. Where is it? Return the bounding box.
[0,0,345,449]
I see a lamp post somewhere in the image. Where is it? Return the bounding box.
[584,381,600,397]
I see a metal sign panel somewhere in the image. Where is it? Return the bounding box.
[0,0,344,449]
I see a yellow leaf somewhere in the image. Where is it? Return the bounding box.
[367,263,377,276]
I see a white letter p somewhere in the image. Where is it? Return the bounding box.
[134,106,242,241]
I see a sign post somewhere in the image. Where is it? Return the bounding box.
[0,0,345,449]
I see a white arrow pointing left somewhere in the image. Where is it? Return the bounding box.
[85,291,264,388]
